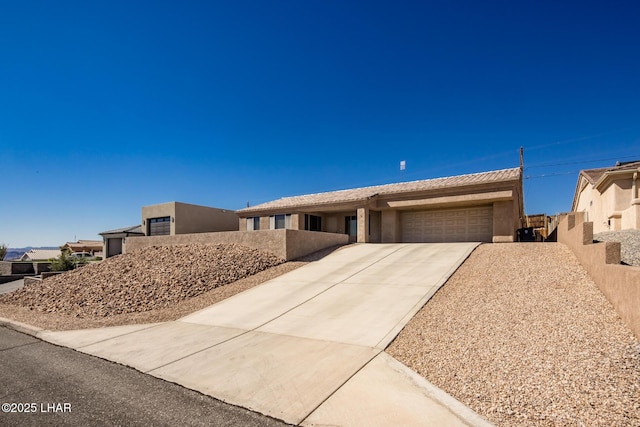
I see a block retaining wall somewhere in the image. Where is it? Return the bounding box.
[558,212,640,339]
[125,229,349,261]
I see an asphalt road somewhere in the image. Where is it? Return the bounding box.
[0,280,25,295]
[0,326,291,427]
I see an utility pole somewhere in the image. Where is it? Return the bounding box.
[520,146,524,171]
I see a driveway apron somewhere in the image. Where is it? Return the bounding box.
[38,243,493,426]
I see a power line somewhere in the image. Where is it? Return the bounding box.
[523,126,638,151]
[525,154,638,169]
[525,171,580,179]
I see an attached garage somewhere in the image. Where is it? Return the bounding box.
[401,206,493,243]
[98,225,144,258]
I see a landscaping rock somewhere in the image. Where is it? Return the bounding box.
[388,243,640,427]
[0,243,284,318]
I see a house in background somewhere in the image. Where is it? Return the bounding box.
[141,202,238,236]
[237,167,524,243]
[61,240,104,256]
[99,225,144,258]
[572,160,640,233]
[100,202,239,258]
[20,249,61,261]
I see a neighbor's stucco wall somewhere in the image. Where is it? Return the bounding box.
[143,202,238,236]
[142,202,177,235]
[125,229,348,261]
[558,212,640,339]
[174,202,238,234]
[622,203,640,230]
[575,178,637,233]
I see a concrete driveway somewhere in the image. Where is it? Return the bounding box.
[37,243,493,426]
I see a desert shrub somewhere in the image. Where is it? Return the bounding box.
[50,250,87,271]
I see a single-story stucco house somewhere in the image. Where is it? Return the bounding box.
[572,160,640,233]
[100,201,240,258]
[237,167,524,243]
[61,240,103,256]
[20,249,61,261]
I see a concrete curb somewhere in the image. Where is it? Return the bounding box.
[0,316,45,338]
[383,353,495,427]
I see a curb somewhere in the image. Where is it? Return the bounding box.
[0,316,44,338]
[384,353,495,427]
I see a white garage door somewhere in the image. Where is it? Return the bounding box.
[401,206,493,243]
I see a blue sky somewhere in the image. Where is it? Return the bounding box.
[1,1,639,247]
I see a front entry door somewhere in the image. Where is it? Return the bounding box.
[345,215,357,242]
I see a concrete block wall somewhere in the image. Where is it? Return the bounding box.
[0,262,35,275]
[558,212,640,339]
[125,230,348,261]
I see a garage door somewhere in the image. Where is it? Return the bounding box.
[401,206,493,243]
[107,238,122,257]
[149,217,171,236]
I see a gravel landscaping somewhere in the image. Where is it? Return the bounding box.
[1,240,637,425]
[387,243,640,426]
[0,243,285,318]
[0,244,343,331]
[594,229,640,266]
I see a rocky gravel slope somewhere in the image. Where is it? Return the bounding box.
[388,243,640,427]
[0,243,284,318]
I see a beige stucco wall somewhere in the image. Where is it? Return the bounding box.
[492,200,516,243]
[125,229,348,261]
[381,210,400,243]
[142,202,177,235]
[174,202,238,234]
[622,203,640,230]
[575,177,638,233]
[143,202,238,236]
[558,212,640,339]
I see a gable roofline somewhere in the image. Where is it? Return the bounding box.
[571,160,640,211]
[580,160,640,184]
[99,225,144,235]
[238,167,521,214]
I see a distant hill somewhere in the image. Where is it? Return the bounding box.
[3,247,59,261]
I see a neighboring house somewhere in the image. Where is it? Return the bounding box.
[100,202,239,258]
[572,160,640,233]
[141,202,238,236]
[61,240,103,256]
[237,167,524,243]
[99,225,145,258]
[20,249,61,261]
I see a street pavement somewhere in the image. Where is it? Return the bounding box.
[0,280,24,295]
[0,326,291,426]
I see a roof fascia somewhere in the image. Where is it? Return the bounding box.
[594,169,636,192]
[571,174,591,212]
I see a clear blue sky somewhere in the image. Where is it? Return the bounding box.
[1,1,639,247]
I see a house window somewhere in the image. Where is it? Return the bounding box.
[270,214,291,229]
[304,214,322,232]
[247,217,260,231]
